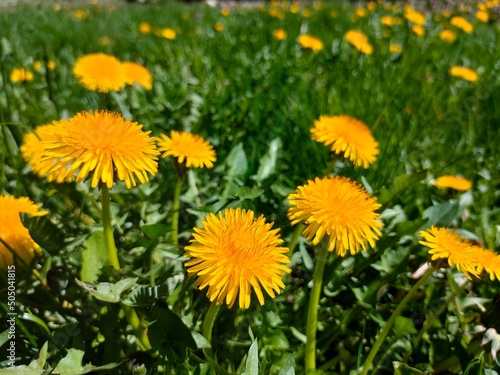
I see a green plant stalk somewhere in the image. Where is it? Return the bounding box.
[202,302,220,345]
[100,185,151,350]
[171,172,183,246]
[360,265,435,375]
[101,185,120,270]
[305,243,329,374]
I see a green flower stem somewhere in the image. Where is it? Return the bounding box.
[101,185,120,270]
[360,265,435,375]
[171,168,185,246]
[305,243,329,374]
[288,223,305,258]
[100,185,151,351]
[202,302,220,345]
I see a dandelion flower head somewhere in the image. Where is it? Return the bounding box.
[404,9,426,25]
[122,62,153,90]
[288,176,383,257]
[274,28,287,40]
[344,30,373,55]
[449,66,478,82]
[439,29,457,43]
[411,24,426,37]
[24,111,158,189]
[0,195,47,270]
[311,115,379,168]
[139,22,151,34]
[434,175,472,191]
[10,68,34,83]
[450,16,474,33]
[159,27,176,39]
[21,124,73,184]
[476,10,489,23]
[184,208,291,309]
[297,34,324,53]
[73,53,126,93]
[474,246,500,282]
[419,226,480,279]
[380,15,401,26]
[157,130,216,169]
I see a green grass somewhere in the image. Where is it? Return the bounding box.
[1,1,500,374]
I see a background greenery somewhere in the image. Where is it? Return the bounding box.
[1,1,500,374]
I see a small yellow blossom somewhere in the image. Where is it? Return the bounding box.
[476,10,489,23]
[451,16,474,33]
[389,44,402,53]
[159,27,176,40]
[221,8,230,16]
[10,68,33,83]
[439,29,457,43]
[273,28,287,40]
[139,22,151,34]
[411,24,426,37]
[214,23,224,32]
[449,66,478,82]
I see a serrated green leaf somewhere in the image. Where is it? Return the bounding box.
[393,316,417,336]
[233,187,264,200]
[122,284,170,306]
[226,143,247,178]
[0,366,43,375]
[35,342,48,370]
[253,138,281,183]
[423,201,460,227]
[245,339,259,375]
[80,232,107,283]
[51,347,120,375]
[21,214,65,255]
[277,355,295,375]
[76,278,138,303]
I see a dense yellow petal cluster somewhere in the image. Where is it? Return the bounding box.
[10,68,34,83]
[0,195,47,269]
[185,208,290,309]
[310,115,379,168]
[22,111,159,189]
[157,130,216,169]
[297,34,324,53]
[122,62,153,90]
[344,30,373,55]
[288,176,383,256]
[450,16,474,33]
[434,175,472,191]
[439,29,457,42]
[449,66,478,82]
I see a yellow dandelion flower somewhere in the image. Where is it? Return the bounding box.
[33,60,42,72]
[47,60,56,71]
[451,16,474,33]
[434,175,472,191]
[273,28,287,40]
[157,130,216,169]
[24,111,158,189]
[419,226,480,279]
[99,37,110,46]
[439,29,457,42]
[297,34,324,53]
[405,10,426,25]
[310,115,379,168]
[73,53,126,93]
[449,66,478,82]
[21,124,73,183]
[122,62,153,90]
[269,8,285,19]
[345,30,373,55]
[381,15,401,26]
[214,23,224,32]
[221,8,230,16]
[411,24,426,37]
[356,8,368,17]
[476,10,489,23]
[74,9,87,20]
[288,176,382,257]
[185,208,290,309]
[474,247,500,281]
[290,3,300,13]
[367,2,377,11]
[302,9,311,18]
[159,27,176,40]
[389,44,402,53]
[0,195,47,270]
[10,68,33,83]
[139,22,151,34]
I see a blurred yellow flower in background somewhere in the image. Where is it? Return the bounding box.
[273,28,287,40]
[389,44,402,53]
[311,115,379,168]
[298,34,324,53]
[288,176,383,256]
[10,68,34,83]
[269,8,285,19]
[73,53,126,93]
[404,9,426,25]
[214,23,224,32]
[439,29,457,42]
[411,24,426,37]
[451,16,474,33]
[159,27,177,39]
[434,175,472,191]
[380,15,401,26]
[221,7,230,16]
[449,66,478,82]
[139,22,151,34]
[123,62,153,90]
[185,208,290,308]
[476,10,489,22]
[0,195,48,270]
[157,130,216,169]
[345,30,373,54]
